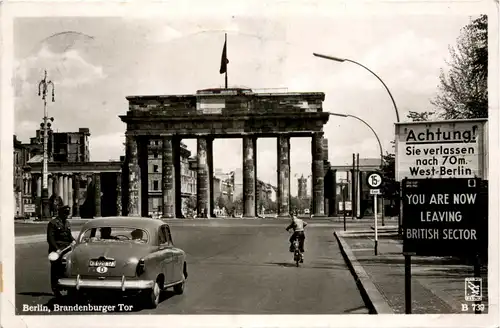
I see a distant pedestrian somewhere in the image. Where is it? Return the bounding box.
[47,205,75,297]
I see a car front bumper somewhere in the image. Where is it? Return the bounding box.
[58,275,155,291]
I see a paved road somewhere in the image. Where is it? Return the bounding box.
[14,217,396,237]
[15,220,369,315]
[14,221,88,237]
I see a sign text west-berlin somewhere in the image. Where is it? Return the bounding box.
[395,120,486,181]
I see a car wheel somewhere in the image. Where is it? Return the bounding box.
[144,281,160,309]
[67,289,83,304]
[173,271,186,295]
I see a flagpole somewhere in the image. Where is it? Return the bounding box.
[225,33,228,89]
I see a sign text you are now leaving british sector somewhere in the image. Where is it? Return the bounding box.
[395,119,487,181]
[402,178,487,256]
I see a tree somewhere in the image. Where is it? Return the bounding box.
[290,196,299,213]
[216,195,227,209]
[431,15,488,119]
[378,152,400,216]
[226,195,243,216]
[406,15,488,122]
[267,200,277,213]
[406,111,434,122]
[186,195,197,211]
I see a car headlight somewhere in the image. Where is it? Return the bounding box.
[136,259,145,276]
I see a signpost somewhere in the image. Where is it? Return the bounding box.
[402,178,487,314]
[395,119,488,314]
[395,119,488,181]
[24,204,36,214]
[367,172,383,255]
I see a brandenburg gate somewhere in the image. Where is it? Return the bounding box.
[120,88,329,218]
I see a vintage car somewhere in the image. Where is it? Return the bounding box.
[57,217,188,309]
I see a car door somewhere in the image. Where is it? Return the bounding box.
[164,226,183,282]
[158,226,174,285]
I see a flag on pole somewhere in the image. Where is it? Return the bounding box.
[219,36,229,74]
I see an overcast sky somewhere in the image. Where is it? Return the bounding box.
[13,14,475,195]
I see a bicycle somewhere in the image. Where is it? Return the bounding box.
[290,234,303,267]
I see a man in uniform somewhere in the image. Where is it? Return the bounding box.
[47,205,75,297]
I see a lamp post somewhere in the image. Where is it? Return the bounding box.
[38,70,55,221]
[314,52,399,230]
[312,53,400,122]
[328,112,386,225]
[328,113,383,167]
[339,178,348,231]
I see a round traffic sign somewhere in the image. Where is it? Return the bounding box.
[366,172,383,188]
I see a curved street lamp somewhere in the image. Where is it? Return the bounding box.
[328,112,384,168]
[328,112,386,226]
[313,53,400,123]
[314,52,399,230]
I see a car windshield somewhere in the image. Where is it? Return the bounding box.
[79,227,149,244]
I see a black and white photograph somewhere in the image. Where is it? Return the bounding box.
[1,1,498,327]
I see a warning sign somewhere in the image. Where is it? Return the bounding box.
[402,178,487,256]
[395,119,487,181]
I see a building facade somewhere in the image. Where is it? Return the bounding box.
[17,127,123,219]
[146,138,197,216]
[14,136,28,217]
[26,128,91,163]
[297,175,308,200]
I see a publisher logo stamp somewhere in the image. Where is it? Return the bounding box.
[465,277,482,301]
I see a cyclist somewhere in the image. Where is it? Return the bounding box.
[285,211,307,261]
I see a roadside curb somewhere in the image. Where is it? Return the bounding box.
[15,218,91,224]
[334,230,394,314]
[16,232,79,245]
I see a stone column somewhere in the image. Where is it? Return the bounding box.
[74,173,81,217]
[207,137,214,217]
[48,176,53,197]
[277,135,290,217]
[332,169,337,216]
[68,175,73,216]
[243,135,257,217]
[36,176,42,198]
[126,135,141,216]
[254,142,259,217]
[312,132,325,216]
[116,172,122,216]
[173,138,182,218]
[197,137,210,217]
[51,175,56,198]
[53,175,58,197]
[94,173,101,217]
[63,174,69,205]
[161,136,176,218]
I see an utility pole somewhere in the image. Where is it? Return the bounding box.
[38,70,55,221]
[356,153,360,218]
[351,153,356,220]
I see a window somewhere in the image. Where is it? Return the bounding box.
[161,226,173,245]
[79,227,149,244]
[152,197,160,210]
[158,225,172,245]
[153,180,159,191]
[153,152,158,159]
[153,165,159,173]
